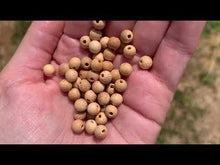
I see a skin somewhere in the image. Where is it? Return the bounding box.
[0,21,205,144]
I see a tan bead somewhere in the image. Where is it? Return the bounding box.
[43,64,55,77]
[87,102,100,116]
[69,57,81,70]
[100,36,109,49]
[120,29,134,44]
[89,29,102,41]
[73,77,81,88]
[110,93,123,106]
[105,105,118,119]
[80,35,91,49]
[81,56,92,70]
[107,37,121,51]
[59,79,72,92]
[97,92,110,106]
[79,70,88,79]
[91,58,103,72]
[74,98,88,112]
[73,111,87,120]
[111,69,121,82]
[92,20,106,30]
[115,79,127,93]
[68,88,81,101]
[119,63,133,76]
[99,71,112,85]
[93,52,104,62]
[89,40,102,54]
[95,112,108,125]
[106,83,115,95]
[59,63,70,76]
[92,81,105,94]
[102,61,113,71]
[78,79,91,93]
[72,119,85,134]
[103,48,116,61]
[86,112,95,120]
[123,45,136,59]
[84,90,97,103]
[87,70,99,83]
[85,119,97,135]
[65,69,78,83]
[94,125,108,139]
[139,55,153,70]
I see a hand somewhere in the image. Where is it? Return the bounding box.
[0,21,205,144]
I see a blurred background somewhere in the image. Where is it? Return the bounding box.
[0,21,219,144]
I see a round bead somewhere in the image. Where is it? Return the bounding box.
[87,70,99,83]
[103,48,116,61]
[81,56,92,70]
[119,63,133,76]
[97,92,110,106]
[78,79,91,93]
[89,40,102,54]
[102,61,113,71]
[59,79,72,92]
[73,111,87,120]
[89,29,102,41]
[69,57,81,70]
[123,45,136,59]
[72,119,85,134]
[111,69,121,82]
[91,58,103,72]
[106,83,115,95]
[43,64,55,77]
[80,36,91,49]
[105,105,118,119]
[79,70,88,79]
[93,52,104,62]
[85,119,97,135]
[65,69,78,83]
[139,56,153,70]
[84,90,97,103]
[120,29,134,44]
[99,71,112,85]
[59,63,70,76]
[73,77,81,88]
[74,98,88,112]
[95,112,108,125]
[115,79,127,93]
[94,125,108,139]
[68,88,81,101]
[107,37,121,51]
[87,102,100,116]
[100,36,109,49]
[110,93,123,106]
[92,81,105,94]
[92,20,106,30]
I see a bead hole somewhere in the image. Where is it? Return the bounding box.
[128,47,131,50]
[83,40,87,44]
[90,78,94,81]
[120,80,123,83]
[81,125,84,128]
[96,21,99,23]
[110,85,114,88]
[101,74,104,77]
[99,115,102,118]
[109,112,113,115]
[98,60,101,63]
[102,129,105,133]
[85,63,89,66]
[140,60,143,63]
[127,34,131,38]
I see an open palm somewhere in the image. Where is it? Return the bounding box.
[0,21,205,144]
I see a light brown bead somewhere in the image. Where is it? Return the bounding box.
[106,83,115,95]
[93,52,104,62]
[100,36,109,49]
[103,48,116,61]
[43,64,55,77]
[89,40,102,54]
[86,112,95,120]
[107,37,121,51]
[92,20,106,30]
[59,79,72,92]
[69,57,81,70]
[89,29,102,41]
[110,93,123,106]
[59,63,70,76]
[91,58,103,72]
[102,61,113,71]
[79,70,88,79]
[74,98,88,112]
[78,79,91,93]
[81,56,92,70]
[65,69,78,83]
[115,79,127,93]
[85,119,97,135]
[72,119,85,134]
[123,45,136,59]
[99,71,112,85]
[87,70,99,83]
[92,81,105,94]
[97,92,110,106]
[84,90,97,103]
[95,112,108,125]
[120,29,134,44]
[68,88,81,101]
[94,125,108,139]
[73,77,81,88]
[111,69,121,82]
[139,55,153,70]
[119,63,133,76]
[105,105,118,119]
[80,35,91,49]
[73,111,87,120]
[87,102,100,116]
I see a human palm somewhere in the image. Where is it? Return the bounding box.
[0,21,205,143]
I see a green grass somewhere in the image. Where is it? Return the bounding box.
[199,73,216,87]
[216,57,220,63]
[202,21,220,38]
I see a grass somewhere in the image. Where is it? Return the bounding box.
[199,73,216,87]
[202,21,220,38]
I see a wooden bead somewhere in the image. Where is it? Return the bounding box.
[102,61,113,71]
[68,88,81,101]
[93,52,104,62]
[80,36,91,49]
[84,90,97,103]
[72,119,85,134]
[92,81,105,94]
[89,29,102,41]
[97,92,110,106]
[139,55,153,70]
[79,70,88,79]
[89,40,102,54]
[59,79,72,92]
[74,98,88,112]
[103,48,116,61]
[86,112,95,120]
[92,20,106,30]
[94,125,108,139]
[73,77,81,88]
[81,56,92,70]
[95,112,108,125]
[85,119,97,135]
[87,70,99,83]
[73,111,87,120]
[69,57,81,70]
[119,63,133,76]
[59,63,70,76]
[115,79,127,93]
[99,71,112,85]
[43,64,55,77]
[120,29,133,44]
[107,37,121,51]
[87,102,100,116]
[100,36,109,49]
[110,93,123,106]
[65,69,78,83]
[111,69,121,82]
[91,58,103,72]
[123,45,136,59]
[78,79,91,93]
[105,105,118,119]
[106,83,115,95]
